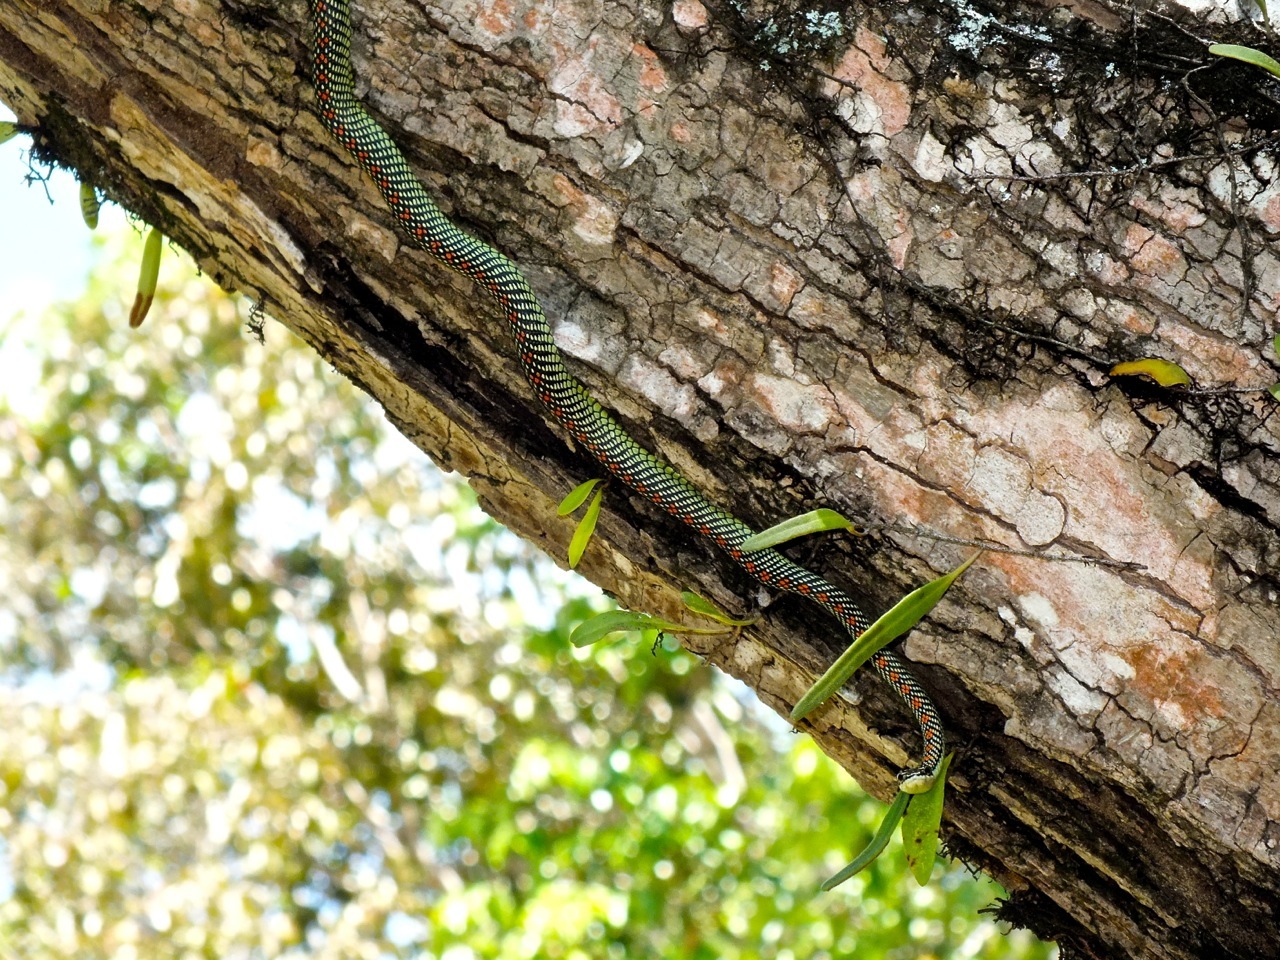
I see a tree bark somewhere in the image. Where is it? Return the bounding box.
[2,0,1277,956]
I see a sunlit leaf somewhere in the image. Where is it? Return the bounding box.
[558,478,602,516]
[901,753,954,885]
[129,227,163,327]
[739,508,854,552]
[820,790,910,891]
[567,485,604,568]
[1109,358,1191,387]
[79,181,100,230]
[569,610,687,647]
[0,121,18,146]
[1269,384,1280,402]
[680,591,756,626]
[792,553,982,721]
[1208,43,1280,79]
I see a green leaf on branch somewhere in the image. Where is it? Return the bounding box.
[557,478,603,516]
[1268,384,1280,402]
[792,553,982,721]
[129,227,163,328]
[820,790,910,891]
[569,601,748,647]
[739,508,856,552]
[680,591,756,627]
[567,484,604,569]
[901,753,954,885]
[569,610,688,647]
[1208,43,1280,79]
[0,121,18,146]
[1109,358,1190,387]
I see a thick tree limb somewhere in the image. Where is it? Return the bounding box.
[1,1,1277,957]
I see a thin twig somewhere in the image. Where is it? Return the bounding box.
[1143,10,1214,47]
[970,315,1114,368]
[865,522,1148,571]
[965,139,1278,183]
[1178,383,1279,396]
[1181,66,1257,314]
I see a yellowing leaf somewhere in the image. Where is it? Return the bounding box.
[567,485,603,568]
[739,508,854,552]
[558,478,602,516]
[792,553,982,721]
[1109,358,1190,387]
[901,753,954,885]
[820,790,910,891]
[1208,43,1280,79]
[80,182,100,230]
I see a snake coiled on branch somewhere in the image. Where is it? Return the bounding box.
[305,0,945,791]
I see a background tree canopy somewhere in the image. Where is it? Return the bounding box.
[0,216,1054,958]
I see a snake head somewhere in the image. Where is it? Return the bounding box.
[896,767,937,795]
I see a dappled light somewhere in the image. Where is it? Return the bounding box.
[0,227,1052,958]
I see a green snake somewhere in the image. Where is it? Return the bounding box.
[306,0,944,792]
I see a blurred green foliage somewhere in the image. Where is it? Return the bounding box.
[0,226,1055,959]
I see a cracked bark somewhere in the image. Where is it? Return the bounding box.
[2,0,1277,957]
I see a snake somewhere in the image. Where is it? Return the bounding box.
[305,0,944,792]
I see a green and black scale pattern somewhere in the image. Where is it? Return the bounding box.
[307,0,944,791]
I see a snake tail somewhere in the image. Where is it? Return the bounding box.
[306,0,945,792]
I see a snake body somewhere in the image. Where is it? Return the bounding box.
[306,0,944,791]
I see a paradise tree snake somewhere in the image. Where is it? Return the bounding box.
[305,0,945,791]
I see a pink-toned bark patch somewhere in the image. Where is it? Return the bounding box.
[474,0,516,40]
[672,0,708,30]
[887,211,914,270]
[1261,192,1280,232]
[767,261,804,312]
[1123,637,1228,729]
[845,170,876,202]
[547,37,623,137]
[548,173,617,246]
[1130,193,1207,234]
[631,43,668,93]
[1155,320,1268,385]
[1113,303,1155,334]
[829,27,911,138]
[746,373,835,434]
[1124,223,1187,279]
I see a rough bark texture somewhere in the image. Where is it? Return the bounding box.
[2,0,1277,957]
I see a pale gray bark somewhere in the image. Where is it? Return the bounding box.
[1,1,1277,957]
